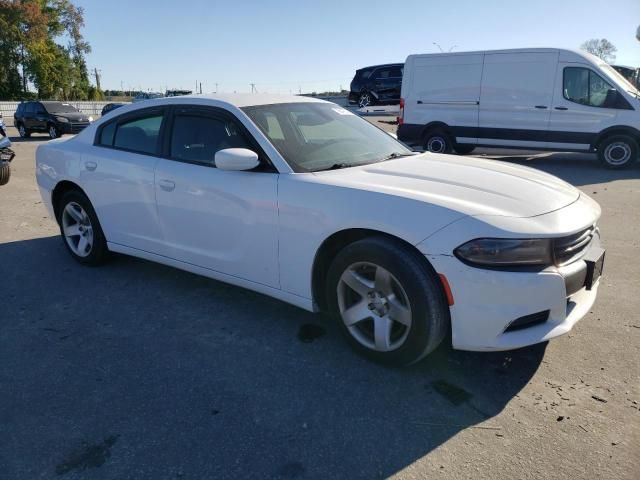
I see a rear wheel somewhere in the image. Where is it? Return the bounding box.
[0,163,10,185]
[57,190,109,265]
[358,92,373,108]
[326,236,449,366]
[18,124,30,138]
[597,135,638,169]
[423,129,453,154]
[454,144,476,155]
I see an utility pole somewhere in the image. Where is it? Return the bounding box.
[200,82,202,94]
[215,83,218,93]
[250,83,257,93]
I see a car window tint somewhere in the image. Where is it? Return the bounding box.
[25,103,35,114]
[251,111,284,141]
[390,66,403,77]
[376,69,391,79]
[99,122,117,146]
[113,115,163,154]
[170,115,251,164]
[564,67,615,108]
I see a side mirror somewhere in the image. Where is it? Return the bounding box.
[214,148,260,171]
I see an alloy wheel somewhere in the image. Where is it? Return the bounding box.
[358,93,372,108]
[19,125,26,137]
[337,261,412,352]
[49,126,58,139]
[61,202,94,257]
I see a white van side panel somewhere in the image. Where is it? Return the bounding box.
[478,52,558,148]
[403,54,483,142]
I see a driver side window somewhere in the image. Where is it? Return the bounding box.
[563,67,614,108]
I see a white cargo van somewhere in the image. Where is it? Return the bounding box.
[398,48,640,168]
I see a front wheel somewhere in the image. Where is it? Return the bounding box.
[597,135,638,169]
[48,124,61,140]
[326,236,450,366]
[57,190,110,265]
[358,92,373,108]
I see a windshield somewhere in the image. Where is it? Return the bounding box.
[242,103,411,172]
[600,64,640,97]
[43,102,79,114]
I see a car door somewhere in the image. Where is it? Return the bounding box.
[478,52,558,148]
[81,107,167,254]
[372,67,397,102]
[33,103,48,131]
[23,103,36,130]
[154,106,280,288]
[548,65,619,150]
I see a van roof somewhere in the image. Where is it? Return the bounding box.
[406,48,603,65]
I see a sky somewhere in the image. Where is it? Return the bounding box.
[74,0,640,94]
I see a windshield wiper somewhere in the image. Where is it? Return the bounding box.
[312,163,352,172]
[380,152,415,161]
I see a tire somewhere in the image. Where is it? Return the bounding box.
[0,163,10,186]
[423,129,453,154]
[48,124,60,140]
[57,190,109,266]
[0,127,6,137]
[358,91,374,108]
[597,135,638,169]
[18,123,31,138]
[454,144,476,155]
[326,236,450,366]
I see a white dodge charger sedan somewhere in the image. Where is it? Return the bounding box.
[36,94,604,365]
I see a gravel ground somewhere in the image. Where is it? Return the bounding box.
[0,124,638,480]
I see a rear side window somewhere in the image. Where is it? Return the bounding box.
[170,114,251,165]
[563,67,614,108]
[375,68,391,79]
[112,115,163,154]
[99,122,116,146]
[390,66,403,78]
[356,69,372,80]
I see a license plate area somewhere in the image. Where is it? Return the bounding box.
[584,248,605,290]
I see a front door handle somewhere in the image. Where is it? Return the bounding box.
[159,179,175,192]
[534,105,548,109]
[84,161,97,171]
[554,106,568,111]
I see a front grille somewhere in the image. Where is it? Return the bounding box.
[553,225,596,266]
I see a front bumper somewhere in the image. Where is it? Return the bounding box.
[59,122,90,134]
[427,248,600,351]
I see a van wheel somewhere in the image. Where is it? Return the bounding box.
[598,135,638,169]
[326,236,449,366]
[455,144,476,155]
[18,124,31,138]
[424,130,452,154]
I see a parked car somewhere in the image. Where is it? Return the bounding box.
[132,92,164,102]
[611,65,639,89]
[0,136,15,185]
[14,101,93,139]
[398,48,640,168]
[101,103,126,117]
[348,63,403,108]
[0,112,7,137]
[36,94,604,366]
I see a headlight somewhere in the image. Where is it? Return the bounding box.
[454,238,552,267]
[56,116,69,123]
[88,116,94,122]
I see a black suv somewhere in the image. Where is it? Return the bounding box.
[14,101,92,139]
[348,63,403,108]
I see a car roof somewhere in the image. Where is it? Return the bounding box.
[122,93,331,109]
[357,63,403,71]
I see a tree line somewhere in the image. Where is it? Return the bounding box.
[0,0,101,101]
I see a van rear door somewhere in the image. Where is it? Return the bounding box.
[478,52,558,148]
[404,54,483,146]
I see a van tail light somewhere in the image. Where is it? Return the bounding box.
[397,98,405,126]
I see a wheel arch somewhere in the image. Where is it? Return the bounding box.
[421,121,453,141]
[51,180,88,223]
[311,228,447,313]
[593,126,640,150]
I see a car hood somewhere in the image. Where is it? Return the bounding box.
[50,112,89,122]
[312,153,581,218]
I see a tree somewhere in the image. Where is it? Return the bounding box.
[0,0,96,100]
[580,38,617,63]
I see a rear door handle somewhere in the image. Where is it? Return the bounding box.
[84,161,97,171]
[159,179,175,192]
[534,105,548,109]
[554,106,568,111]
